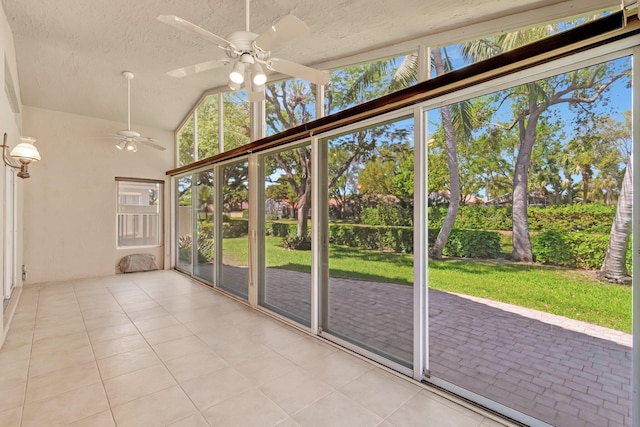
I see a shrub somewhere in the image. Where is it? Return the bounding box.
[531,231,575,266]
[178,247,191,264]
[532,231,632,271]
[528,204,615,233]
[223,219,248,238]
[428,204,615,233]
[197,222,214,240]
[197,238,215,263]
[361,206,412,226]
[282,235,311,250]
[328,224,502,257]
[271,222,297,237]
[329,224,414,253]
[428,229,502,258]
[562,232,610,270]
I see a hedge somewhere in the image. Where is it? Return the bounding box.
[428,204,615,233]
[532,231,632,271]
[269,222,297,237]
[327,223,501,258]
[329,224,414,253]
[223,218,248,238]
[429,229,502,258]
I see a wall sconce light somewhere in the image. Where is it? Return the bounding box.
[1,132,41,179]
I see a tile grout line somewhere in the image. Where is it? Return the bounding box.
[19,284,40,427]
[128,273,338,426]
[72,279,119,427]
[105,275,215,426]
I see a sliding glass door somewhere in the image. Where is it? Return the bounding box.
[259,143,313,326]
[176,175,193,274]
[319,115,415,369]
[218,159,250,299]
[193,170,214,282]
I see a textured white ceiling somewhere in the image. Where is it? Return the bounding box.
[1,0,619,131]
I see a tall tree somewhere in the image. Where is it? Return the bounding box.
[599,158,632,283]
[599,111,632,281]
[265,60,396,239]
[429,49,462,258]
[464,33,629,261]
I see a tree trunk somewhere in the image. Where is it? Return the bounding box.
[599,158,632,283]
[297,167,312,239]
[511,112,537,262]
[581,167,590,204]
[430,48,461,259]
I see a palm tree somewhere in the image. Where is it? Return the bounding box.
[462,28,629,261]
[428,48,462,258]
[599,158,632,283]
[599,112,633,281]
[391,48,475,258]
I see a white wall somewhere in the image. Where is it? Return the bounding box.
[21,106,174,284]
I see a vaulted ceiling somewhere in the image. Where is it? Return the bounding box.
[1,0,617,131]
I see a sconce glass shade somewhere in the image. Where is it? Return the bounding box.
[229,61,245,84]
[10,137,40,163]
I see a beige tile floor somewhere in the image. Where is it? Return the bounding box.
[0,270,515,427]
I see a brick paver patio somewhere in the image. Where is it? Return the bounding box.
[212,264,633,427]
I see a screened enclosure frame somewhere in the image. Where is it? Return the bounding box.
[169,12,640,427]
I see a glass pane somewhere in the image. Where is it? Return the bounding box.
[323,116,414,367]
[219,159,249,298]
[194,170,214,283]
[260,143,312,326]
[265,78,316,137]
[325,53,416,115]
[117,181,160,247]
[178,114,195,167]
[197,95,220,159]
[117,214,159,247]
[426,56,632,427]
[176,175,193,274]
[433,10,617,75]
[223,90,251,151]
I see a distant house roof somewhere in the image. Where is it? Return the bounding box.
[428,191,486,205]
[485,190,548,206]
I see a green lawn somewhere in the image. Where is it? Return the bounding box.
[222,236,632,333]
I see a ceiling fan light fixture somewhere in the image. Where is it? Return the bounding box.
[125,141,137,152]
[116,141,125,150]
[251,63,267,85]
[228,79,241,91]
[229,61,245,84]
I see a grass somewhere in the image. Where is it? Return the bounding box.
[429,260,631,333]
[222,236,632,333]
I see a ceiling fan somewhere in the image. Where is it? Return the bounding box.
[112,71,165,152]
[157,0,330,102]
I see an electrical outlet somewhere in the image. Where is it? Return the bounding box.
[22,265,27,281]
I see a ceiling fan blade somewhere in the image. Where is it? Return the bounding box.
[268,58,330,86]
[254,15,309,52]
[137,138,166,151]
[247,84,265,103]
[167,59,229,78]
[157,15,233,48]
